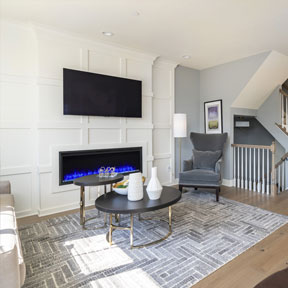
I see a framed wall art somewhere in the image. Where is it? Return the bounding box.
[204,99,223,134]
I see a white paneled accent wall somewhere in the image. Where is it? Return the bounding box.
[0,20,177,218]
[153,60,177,184]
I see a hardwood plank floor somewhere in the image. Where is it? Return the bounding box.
[17,186,288,288]
[193,186,288,288]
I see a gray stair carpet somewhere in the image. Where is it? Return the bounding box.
[19,190,288,288]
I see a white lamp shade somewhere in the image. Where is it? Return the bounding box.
[173,113,187,138]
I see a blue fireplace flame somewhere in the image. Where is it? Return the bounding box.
[63,165,137,182]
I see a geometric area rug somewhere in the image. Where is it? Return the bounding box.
[19,190,288,288]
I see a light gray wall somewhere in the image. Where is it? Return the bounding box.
[233,116,285,161]
[175,66,200,178]
[234,116,275,146]
[199,52,269,180]
[257,86,288,151]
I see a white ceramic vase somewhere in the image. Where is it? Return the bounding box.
[147,167,163,200]
[127,172,143,201]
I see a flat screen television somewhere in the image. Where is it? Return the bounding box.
[63,68,142,117]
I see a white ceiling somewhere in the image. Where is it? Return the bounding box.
[1,0,288,69]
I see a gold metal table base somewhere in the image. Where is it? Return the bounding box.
[106,206,172,249]
[80,185,110,230]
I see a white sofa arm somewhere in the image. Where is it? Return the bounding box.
[0,181,11,194]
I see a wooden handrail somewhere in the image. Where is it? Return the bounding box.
[280,88,288,98]
[231,143,272,150]
[275,152,288,169]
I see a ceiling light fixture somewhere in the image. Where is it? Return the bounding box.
[182,55,191,59]
[102,32,114,37]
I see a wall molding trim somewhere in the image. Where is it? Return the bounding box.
[1,20,177,218]
[222,178,234,187]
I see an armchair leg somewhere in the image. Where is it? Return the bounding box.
[216,187,220,202]
[179,185,183,192]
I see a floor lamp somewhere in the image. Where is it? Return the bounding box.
[173,114,187,173]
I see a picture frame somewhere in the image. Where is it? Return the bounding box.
[204,99,223,134]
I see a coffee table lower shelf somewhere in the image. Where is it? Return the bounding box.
[106,206,172,249]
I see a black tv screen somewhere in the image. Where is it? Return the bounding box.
[63,68,142,117]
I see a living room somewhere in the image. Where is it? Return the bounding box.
[1,1,288,288]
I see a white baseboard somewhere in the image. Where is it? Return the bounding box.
[16,210,37,219]
[222,179,234,187]
[37,201,94,217]
[165,179,179,186]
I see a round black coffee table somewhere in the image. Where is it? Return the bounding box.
[95,186,181,248]
[74,174,124,227]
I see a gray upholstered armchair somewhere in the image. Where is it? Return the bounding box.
[179,132,228,201]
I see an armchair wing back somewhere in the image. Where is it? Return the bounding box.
[190,132,228,152]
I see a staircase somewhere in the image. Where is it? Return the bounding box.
[275,152,288,193]
[231,143,287,195]
[231,142,277,196]
[276,89,288,136]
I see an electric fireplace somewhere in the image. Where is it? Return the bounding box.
[59,147,142,185]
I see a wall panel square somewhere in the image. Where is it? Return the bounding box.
[0,82,34,122]
[153,67,171,99]
[89,128,121,144]
[153,98,171,125]
[153,128,171,155]
[0,129,33,167]
[38,129,81,165]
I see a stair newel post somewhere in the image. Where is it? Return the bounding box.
[270,141,277,196]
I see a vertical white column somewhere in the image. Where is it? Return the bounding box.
[285,96,288,132]
[237,147,240,188]
[233,146,236,187]
[249,148,252,190]
[278,165,281,193]
[257,148,261,192]
[241,147,244,189]
[282,162,285,192]
[285,161,287,192]
[281,93,284,127]
[253,148,256,191]
[262,149,265,193]
[245,148,248,189]
[266,149,270,194]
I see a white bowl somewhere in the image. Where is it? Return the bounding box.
[113,187,128,195]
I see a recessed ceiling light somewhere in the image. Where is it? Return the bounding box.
[102,32,114,37]
[182,55,191,59]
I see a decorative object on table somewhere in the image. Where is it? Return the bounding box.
[98,167,118,178]
[127,172,143,201]
[147,167,163,200]
[104,167,111,177]
[173,113,187,173]
[113,176,145,196]
[204,99,223,134]
[113,179,129,195]
[110,167,117,177]
[98,167,105,177]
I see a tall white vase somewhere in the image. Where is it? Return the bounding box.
[128,172,143,201]
[147,167,163,200]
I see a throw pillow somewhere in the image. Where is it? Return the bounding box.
[193,149,222,170]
